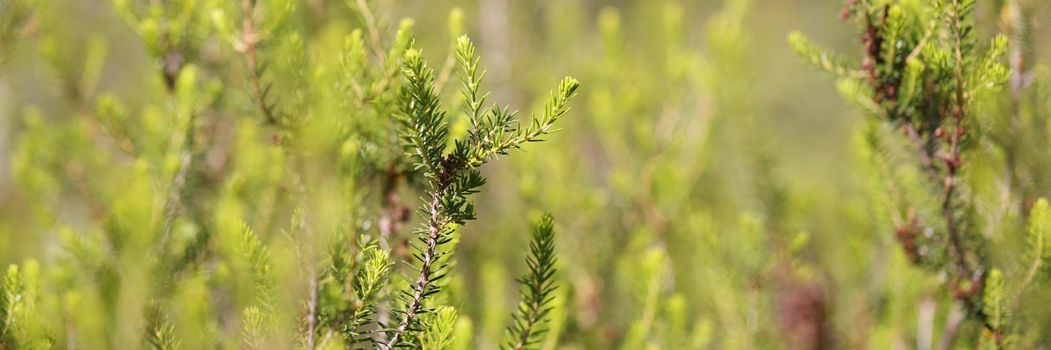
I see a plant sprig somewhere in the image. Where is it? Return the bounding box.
[383,37,578,349]
[504,214,559,350]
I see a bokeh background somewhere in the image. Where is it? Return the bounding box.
[1,0,1051,348]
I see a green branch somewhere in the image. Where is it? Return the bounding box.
[504,215,559,350]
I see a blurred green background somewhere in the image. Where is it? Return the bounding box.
[2,0,1051,348]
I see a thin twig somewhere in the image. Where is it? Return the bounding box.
[354,0,386,64]
[434,47,458,95]
[159,150,192,250]
[158,89,198,253]
[902,123,941,184]
[904,17,937,63]
[943,0,971,280]
[305,270,319,349]
[238,0,279,125]
[384,172,451,349]
[936,304,965,350]
[510,301,544,350]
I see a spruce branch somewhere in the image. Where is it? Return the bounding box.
[940,0,974,282]
[342,246,393,343]
[240,223,273,306]
[156,66,214,283]
[385,40,578,349]
[787,31,864,79]
[421,306,458,350]
[0,264,44,350]
[1015,198,1051,308]
[242,306,267,350]
[108,1,212,264]
[383,48,460,350]
[144,304,179,350]
[399,49,449,175]
[456,35,488,132]
[981,269,1006,348]
[504,214,559,350]
[238,222,274,350]
[0,265,23,348]
[453,36,580,168]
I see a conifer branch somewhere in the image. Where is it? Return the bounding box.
[453,36,580,168]
[1,264,43,350]
[941,0,973,281]
[421,306,458,350]
[239,223,274,349]
[158,147,193,255]
[144,304,179,350]
[385,42,578,349]
[383,49,459,350]
[108,0,209,258]
[504,215,559,350]
[1015,199,1050,309]
[0,265,23,348]
[795,0,1006,336]
[237,0,280,125]
[155,68,212,278]
[456,35,488,132]
[981,269,1006,348]
[787,31,864,79]
[384,187,452,349]
[342,246,392,343]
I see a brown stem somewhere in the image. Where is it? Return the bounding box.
[938,2,999,336]
[238,0,279,125]
[902,123,940,184]
[384,163,452,349]
[942,0,971,280]
[305,270,319,349]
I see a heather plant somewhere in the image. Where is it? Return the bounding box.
[792,0,1051,347]
[0,0,578,347]
[3,0,1051,349]
[495,0,810,347]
